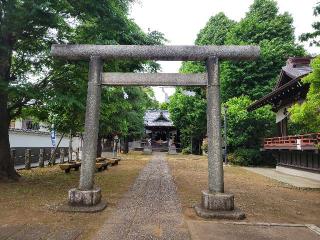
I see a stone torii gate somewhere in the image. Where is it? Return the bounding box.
[51,45,259,218]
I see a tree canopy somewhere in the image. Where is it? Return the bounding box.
[168,89,206,153]
[221,0,305,101]
[168,0,306,159]
[300,2,320,47]
[0,0,163,179]
[289,56,320,133]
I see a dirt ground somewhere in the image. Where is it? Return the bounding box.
[167,154,320,226]
[0,152,151,239]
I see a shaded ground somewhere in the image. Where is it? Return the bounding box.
[0,153,151,240]
[167,154,320,226]
[94,152,190,240]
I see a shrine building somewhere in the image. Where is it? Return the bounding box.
[144,110,178,151]
[248,57,320,180]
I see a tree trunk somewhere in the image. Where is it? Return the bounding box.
[123,136,129,154]
[191,137,201,155]
[0,37,19,180]
[96,136,102,158]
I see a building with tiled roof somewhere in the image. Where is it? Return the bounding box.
[144,110,177,151]
[248,57,319,180]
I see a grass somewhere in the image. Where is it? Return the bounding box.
[0,152,151,239]
[167,154,320,226]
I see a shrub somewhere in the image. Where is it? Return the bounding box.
[182,147,191,155]
[228,148,261,166]
[201,138,208,154]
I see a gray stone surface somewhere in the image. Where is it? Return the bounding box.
[102,73,207,86]
[51,44,260,61]
[50,148,56,165]
[68,188,102,206]
[187,221,320,240]
[25,149,31,170]
[143,148,152,155]
[243,167,320,189]
[276,166,320,182]
[94,153,190,240]
[201,191,234,211]
[38,149,44,168]
[56,200,107,213]
[194,205,245,220]
[206,57,224,193]
[79,56,102,191]
[59,148,65,164]
[168,145,178,155]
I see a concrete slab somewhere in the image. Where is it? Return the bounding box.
[243,167,320,189]
[187,221,320,240]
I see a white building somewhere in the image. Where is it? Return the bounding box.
[9,118,82,165]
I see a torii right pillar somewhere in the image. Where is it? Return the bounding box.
[195,56,245,220]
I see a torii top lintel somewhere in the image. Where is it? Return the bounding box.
[51,44,260,61]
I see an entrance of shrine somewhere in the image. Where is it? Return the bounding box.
[51,44,259,218]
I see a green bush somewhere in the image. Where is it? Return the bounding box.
[201,138,208,154]
[182,147,191,155]
[228,148,261,166]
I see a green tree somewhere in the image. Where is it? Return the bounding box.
[0,0,164,180]
[98,86,156,155]
[159,102,169,110]
[289,56,320,133]
[171,13,235,153]
[180,12,235,74]
[300,3,320,46]
[222,0,305,101]
[0,0,72,179]
[225,96,275,165]
[225,96,275,151]
[168,89,206,154]
[196,12,236,46]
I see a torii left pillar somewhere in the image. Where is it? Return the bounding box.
[68,56,107,211]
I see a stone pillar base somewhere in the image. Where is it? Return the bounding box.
[56,188,107,212]
[194,190,245,220]
[143,148,152,155]
[68,188,101,206]
[168,146,178,155]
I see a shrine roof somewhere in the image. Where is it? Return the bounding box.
[144,110,174,127]
[248,57,312,112]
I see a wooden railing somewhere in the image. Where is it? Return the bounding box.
[263,133,320,151]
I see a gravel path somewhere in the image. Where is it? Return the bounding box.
[94,152,190,240]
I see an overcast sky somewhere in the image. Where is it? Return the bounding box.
[130,0,319,102]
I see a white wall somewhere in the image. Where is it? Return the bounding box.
[9,130,81,149]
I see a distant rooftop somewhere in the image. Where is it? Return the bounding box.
[144,110,174,128]
[248,57,312,111]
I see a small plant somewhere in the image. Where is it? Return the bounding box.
[181,147,191,155]
[228,148,261,166]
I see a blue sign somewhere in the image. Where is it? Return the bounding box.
[51,127,56,147]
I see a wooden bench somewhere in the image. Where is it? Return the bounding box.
[59,161,81,173]
[96,157,106,162]
[106,157,121,166]
[96,161,109,171]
